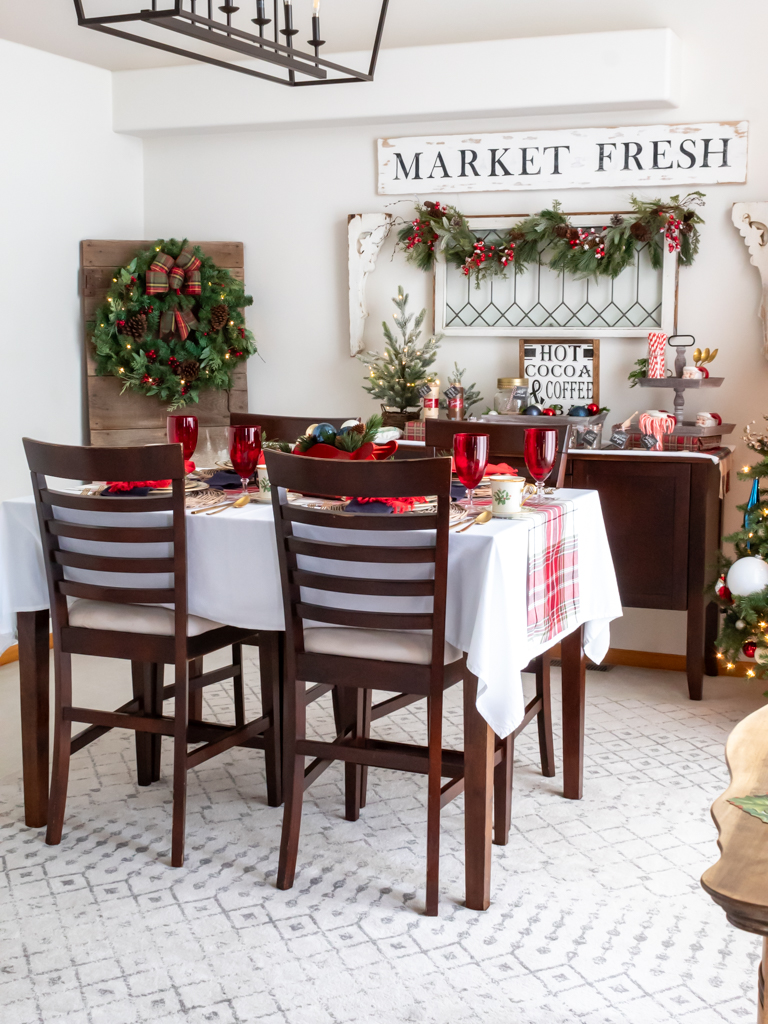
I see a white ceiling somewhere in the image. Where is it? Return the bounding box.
[0,0,670,72]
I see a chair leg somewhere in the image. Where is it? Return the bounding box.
[333,686,363,822]
[232,643,246,728]
[171,659,189,868]
[149,664,163,783]
[359,690,372,810]
[535,652,556,778]
[46,650,73,846]
[131,663,157,787]
[425,689,443,917]
[493,734,513,846]
[189,658,203,722]
[277,675,306,890]
[258,633,283,807]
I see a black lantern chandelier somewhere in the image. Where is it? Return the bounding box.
[73,1,390,86]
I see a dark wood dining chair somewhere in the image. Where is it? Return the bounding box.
[23,439,281,867]
[425,418,561,841]
[424,418,573,488]
[231,413,352,445]
[265,449,475,915]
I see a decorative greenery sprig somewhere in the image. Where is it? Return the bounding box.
[440,362,483,412]
[397,193,706,286]
[359,289,441,412]
[91,238,256,410]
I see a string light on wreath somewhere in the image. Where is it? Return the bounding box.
[91,238,257,410]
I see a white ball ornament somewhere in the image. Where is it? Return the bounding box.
[736,620,747,630]
[726,556,768,597]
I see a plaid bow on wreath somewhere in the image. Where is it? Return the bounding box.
[146,245,202,341]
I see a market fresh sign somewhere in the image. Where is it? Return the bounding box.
[377,122,748,194]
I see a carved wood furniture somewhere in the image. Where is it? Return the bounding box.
[82,240,248,447]
[702,703,768,1022]
[424,418,573,489]
[23,439,281,865]
[568,451,725,700]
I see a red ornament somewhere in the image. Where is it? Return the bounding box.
[743,640,757,659]
[586,403,600,415]
[715,573,733,604]
[542,408,556,416]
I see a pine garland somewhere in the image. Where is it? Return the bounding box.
[90,238,257,410]
[398,193,705,286]
[709,418,768,678]
[358,288,441,411]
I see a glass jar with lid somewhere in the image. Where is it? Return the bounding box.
[494,377,529,415]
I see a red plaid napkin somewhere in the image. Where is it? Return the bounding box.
[524,499,579,644]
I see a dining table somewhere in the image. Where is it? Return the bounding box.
[0,478,622,912]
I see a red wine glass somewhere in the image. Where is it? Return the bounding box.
[524,428,557,500]
[453,433,489,513]
[167,415,199,463]
[228,424,262,499]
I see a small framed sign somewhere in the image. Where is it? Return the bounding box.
[520,339,599,408]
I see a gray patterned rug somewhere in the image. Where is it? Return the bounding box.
[0,657,761,1024]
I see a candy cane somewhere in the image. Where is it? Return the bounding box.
[648,331,667,379]
[639,411,676,450]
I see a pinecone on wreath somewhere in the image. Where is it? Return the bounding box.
[630,221,653,243]
[553,224,570,239]
[210,304,229,331]
[176,359,200,382]
[122,313,147,340]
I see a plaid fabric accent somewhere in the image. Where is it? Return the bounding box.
[175,308,198,340]
[159,309,175,336]
[169,265,185,291]
[184,270,201,296]
[404,419,426,441]
[621,431,722,451]
[175,246,201,273]
[146,252,175,295]
[525,498,580,645]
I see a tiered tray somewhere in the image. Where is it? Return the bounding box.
[635,375,732,434]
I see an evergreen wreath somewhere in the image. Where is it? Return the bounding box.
[91,238,257,410]
[398,193,705,285]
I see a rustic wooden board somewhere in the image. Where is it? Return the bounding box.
[82,239,249,446]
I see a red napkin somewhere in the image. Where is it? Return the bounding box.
[484,462,519,476]
[105,460,196,491]
[355,495,427,513]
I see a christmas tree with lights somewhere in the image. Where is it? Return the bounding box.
[359,288,441,411]
[711,419,768,677]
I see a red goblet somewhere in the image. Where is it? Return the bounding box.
[524,428,557,500]
[167,415,199,462]
[228,424,262,499]
[453,433,489,513]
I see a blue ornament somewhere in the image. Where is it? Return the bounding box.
[745,477,760,551]
[568,406,589,417]
[312,422,337,444]
[522,405,542,416]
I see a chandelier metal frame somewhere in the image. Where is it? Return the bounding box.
[73,0,390,86]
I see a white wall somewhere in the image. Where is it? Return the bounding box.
[0,39,144,500]
[138,12,768,656]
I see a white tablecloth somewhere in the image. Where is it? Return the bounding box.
[0,490,622,738]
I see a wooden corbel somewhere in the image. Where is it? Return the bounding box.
[733,202,768,359]
[348,213,392,357]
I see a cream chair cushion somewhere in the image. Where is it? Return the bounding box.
[303,627,462,665]
[68,599,225,637]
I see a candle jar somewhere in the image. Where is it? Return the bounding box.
[446,386,465,420]
[422,385,440,420]
[494,377,529,415]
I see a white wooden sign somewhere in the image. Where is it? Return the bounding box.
[378,122,748,194]
[521,340,599,408]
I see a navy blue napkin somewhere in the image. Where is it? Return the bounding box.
[205,470,249,490]
[451,482,467,500]
[344,498,393,515]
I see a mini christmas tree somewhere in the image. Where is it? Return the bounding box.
[359,288,441,411]
[710,418,768,676]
